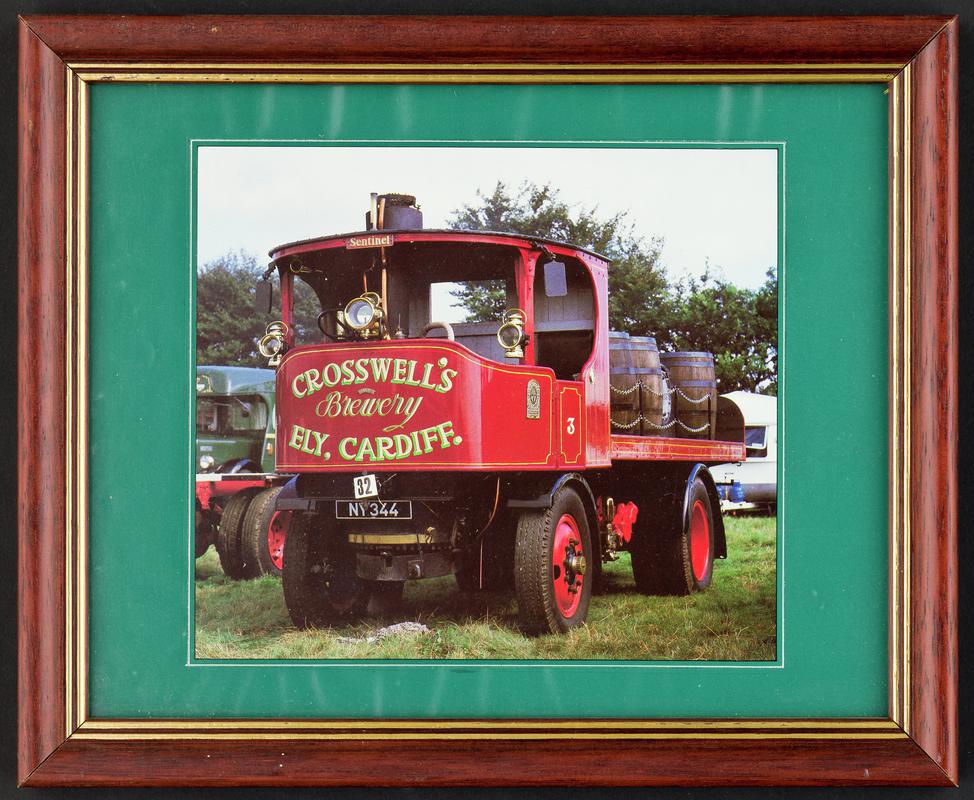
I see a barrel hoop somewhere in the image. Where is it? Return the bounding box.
[660,352,712,358]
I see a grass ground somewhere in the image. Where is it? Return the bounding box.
[195,515,776,661]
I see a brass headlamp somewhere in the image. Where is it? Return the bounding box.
[258,320,289,366]
[343,291,384,334]
[497,308,527,359]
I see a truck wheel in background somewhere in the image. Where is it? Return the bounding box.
[282,514,369,628]
[194,499,213,559]
[631,476,715,595]
[514,486,592,635]
[240,486,291,577]
[214,488,260,580]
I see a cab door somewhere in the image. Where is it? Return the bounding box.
[557,381,584,467]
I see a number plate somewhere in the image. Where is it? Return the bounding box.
[353,474,378,499]
[335,500,412,520]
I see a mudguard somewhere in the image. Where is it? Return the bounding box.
[686,463,727,559]
[505,472,603,575]
[216,458,262,475]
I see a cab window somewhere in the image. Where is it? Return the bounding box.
[532,256,595,380]
[196,395,268,436]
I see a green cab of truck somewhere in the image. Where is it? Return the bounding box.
[196,366,277,474]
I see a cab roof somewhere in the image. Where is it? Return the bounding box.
[268,228,611,265]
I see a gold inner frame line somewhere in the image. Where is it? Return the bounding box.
[61,60,912,739]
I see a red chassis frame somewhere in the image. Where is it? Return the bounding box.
[18,15,956,787]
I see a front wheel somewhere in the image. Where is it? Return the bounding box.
[282,514,369,628]
[241,486,291,577]
[514,486,593,635]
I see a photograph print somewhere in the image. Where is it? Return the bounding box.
[193,145,779,662]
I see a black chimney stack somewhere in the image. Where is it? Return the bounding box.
[366,193,423,230]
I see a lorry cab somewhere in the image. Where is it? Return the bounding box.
[265,206,610,474]
[196,365,277,474]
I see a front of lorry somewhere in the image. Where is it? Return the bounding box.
[256,194,609,621]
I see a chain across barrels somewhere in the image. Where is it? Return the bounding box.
[609,380,712,434]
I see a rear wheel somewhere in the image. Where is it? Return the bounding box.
[214,488,259,580]
[282,514,369,628]
[194,499,213,559]
[631,476,714,595]
[514,486,592,635]
[241,486,292,577]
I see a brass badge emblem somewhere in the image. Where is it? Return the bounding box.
[526,379,541,419]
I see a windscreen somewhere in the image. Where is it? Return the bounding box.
[196,395,269,437]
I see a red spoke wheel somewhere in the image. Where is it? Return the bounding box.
[213,488,260,580]
[267,511,290,572]
[282,514,369,628]
[689,498,712,585]
[514,486,593,635]
[551,514,585,618]
[631,475,715,595]
[241,486,292,578]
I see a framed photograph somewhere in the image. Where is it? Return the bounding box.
[18,15,956,787]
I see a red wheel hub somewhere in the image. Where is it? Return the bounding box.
[689,499,711,582]
[268,511,291,571]
[551,513,585,618]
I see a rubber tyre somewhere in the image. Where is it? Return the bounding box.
[240,486,290,577]
[214,488,259,580]
[194,499,213,559]
[514,487,593,635]
[631,477,715,595]
[282,514,369,628]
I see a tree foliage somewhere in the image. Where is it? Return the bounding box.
[448,182,670,330]
[196,251,319,368]
[449,181,776,394]
[666,266,778,394]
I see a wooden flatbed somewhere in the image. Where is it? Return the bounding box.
[610,435,745,464]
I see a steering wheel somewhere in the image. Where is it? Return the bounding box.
[423,321,455,341]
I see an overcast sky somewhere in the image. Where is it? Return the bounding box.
[196,146,778,291]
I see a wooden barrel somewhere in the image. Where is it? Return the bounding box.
[608,332,640,432]
[629,336,666,436]
[659,352,717,439]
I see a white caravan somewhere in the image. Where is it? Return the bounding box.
[714,391,777,511]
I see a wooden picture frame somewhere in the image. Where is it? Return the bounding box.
[18,15,957,787]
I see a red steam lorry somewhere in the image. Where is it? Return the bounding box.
[255,193,745,635]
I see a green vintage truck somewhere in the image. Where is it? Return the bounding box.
[195,365,291,578]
